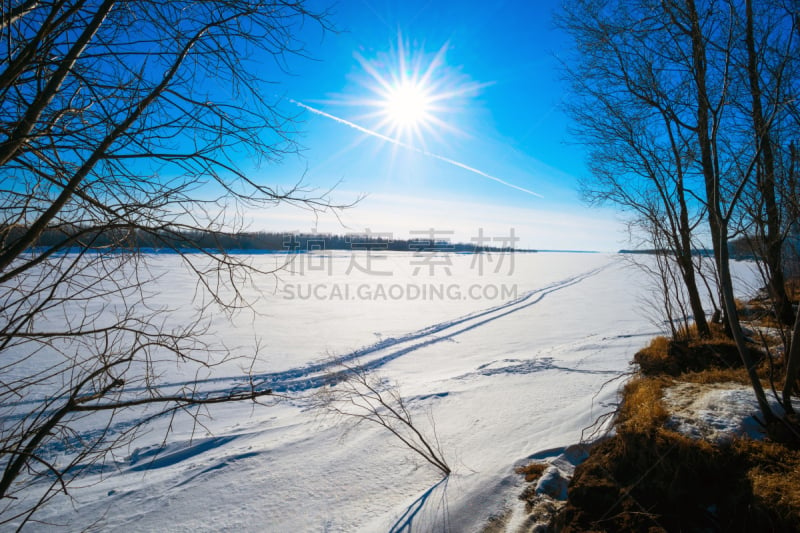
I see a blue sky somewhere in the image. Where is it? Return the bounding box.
[247,0,625,251]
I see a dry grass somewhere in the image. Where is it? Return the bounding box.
[735,439,800,523]
[515,461,548,483]
[633,336,680,376]
[563,427,739,531]
[679,367,752,385]
[640,335,670,357]
[616,376,669,433]
[514,461,565,521]
[634,330,751,378]
[696,322,735,343]
[562,372,800,531]
[676,321,732,343]
[633,335,670,370]
[560,283,800,530]
[479,508,512,533]
[785,278,800,303]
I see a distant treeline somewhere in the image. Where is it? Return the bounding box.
[620,234,800,263]
[618,248,715,257]
[11,226,534,253]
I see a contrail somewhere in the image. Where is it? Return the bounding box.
[291,100,543,198]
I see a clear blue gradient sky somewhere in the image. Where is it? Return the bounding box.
[247,0,626,251]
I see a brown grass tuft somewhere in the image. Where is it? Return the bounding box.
[634,329,761,378]
[616,377,669,433]
[562,426,743,532]
[679,367,752,385]
[632,336,674,375]
[734,438,800,523]
[515,461,548,483]
[644,335,671,356]
[676,321,731,342]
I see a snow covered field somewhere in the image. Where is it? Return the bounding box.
[5,252,761,531]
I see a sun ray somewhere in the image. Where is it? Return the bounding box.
[349,35,485,146]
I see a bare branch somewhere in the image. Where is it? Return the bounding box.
[312,360,451,477]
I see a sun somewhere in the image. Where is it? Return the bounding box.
[351,36,483,145]
[383,80,433,129]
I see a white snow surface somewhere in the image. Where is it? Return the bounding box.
[663,382,799,444]
[5,253,761,531]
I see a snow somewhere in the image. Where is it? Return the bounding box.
[663,382,799,443]
[4,252,761,531]
[532,445,591,501]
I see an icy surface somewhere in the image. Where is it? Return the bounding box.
[4,253,761,531]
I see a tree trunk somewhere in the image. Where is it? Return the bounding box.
[678,253,711,337]
[744,0,794,326]
[676,183,710,337]
[683,0,775,423]
[781,300,800,413]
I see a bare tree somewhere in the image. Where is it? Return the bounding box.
[740,0,795,326]
[559,0,713,339]
[561,0,800,426]
[669,0,800,424]
[0,0,351,526]
[313,360,451,477]
[780,146,800,410]
[671,0,781,422]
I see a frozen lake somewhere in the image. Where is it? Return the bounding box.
[4,252,760,531]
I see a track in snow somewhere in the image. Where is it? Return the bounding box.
[4,260,615,423]
[248,261,614,393]
[2,260,617,479]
